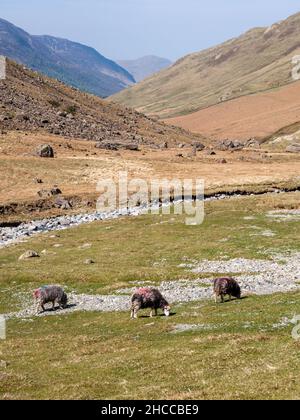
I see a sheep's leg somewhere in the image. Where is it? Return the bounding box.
[36,301,42,314]
[131,306,138,319]
[58,300,65,310]
[155,308,158,317]
[150,309,153,318]
[221,294,224,303]
[214,293,218,304]
[52,300,56,310]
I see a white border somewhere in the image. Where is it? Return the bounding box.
[0,56,6,80]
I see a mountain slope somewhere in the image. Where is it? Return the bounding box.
[166,80,300,141]
[0,17,135,97]
[117,56,172,82]
[112,12,300,118]
[0,59,203,147]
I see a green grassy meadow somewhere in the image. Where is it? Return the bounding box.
[0,192,299,399]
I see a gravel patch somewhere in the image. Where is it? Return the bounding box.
[272,317,296,330]
[5,293,130,320]
[250,230,276,237]
[4,253,300,320]
[170,324,217,333]
[1,197,217,248]
[0,206,150,249]
[4,280,213,320]
[0,190,294,249]
[266,210,300,222]
[191,253,300,295]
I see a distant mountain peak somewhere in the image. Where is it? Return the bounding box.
[117,55,172,82]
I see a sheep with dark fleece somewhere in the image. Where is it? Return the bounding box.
[131,287,170,319]
[214,277,241,303]
[34,286,68,313]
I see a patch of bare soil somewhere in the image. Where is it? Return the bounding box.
[166,81,300,141]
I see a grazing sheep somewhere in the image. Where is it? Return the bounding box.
[214,277,241,303]
[33,285,68,313]
[131,287,170,319]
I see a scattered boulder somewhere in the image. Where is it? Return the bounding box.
[33,178,43,184]
[0,360,8,369]
[245,138,261,148]
[84,259,95,265]
[286,144,300,153]
[123,143,140,151]
[19,250,39,260]
[0,115,9,122]
[41,249,56,256]
[186,147,197,158]
[37,188,62,198]
[79,243,92,250]
[159,142,168,149]
[37,144,54,158]
[57,111,67,118]
[54,198,72,210]
[205,150,216,156]
[218,158,228,164]
[216,140,244,151]
[95,142,139,151]
[192,142,205,151]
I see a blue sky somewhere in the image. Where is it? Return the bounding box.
[1,0,300,61]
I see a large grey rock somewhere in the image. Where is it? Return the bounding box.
[192,142,205,151]
[205,150,216,156]
[54,198,72,210]
[37,188,62,198]
[37,144,54,158]
[217,140,244,151]
[19,250,39,260]
[84,259,95,265]
[95,142,139,151]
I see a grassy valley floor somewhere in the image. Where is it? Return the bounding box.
[0,192,300,399]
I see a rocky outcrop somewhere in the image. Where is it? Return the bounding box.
[286,144,300,153]
[54,198,72,210]
[37,144,54,158]
[37,188,62,198]
[19,250,40,260]
[95,142,139,151]
[216,140,244,151]
[192,142,205,151]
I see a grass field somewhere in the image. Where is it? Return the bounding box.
[0,192,300,399]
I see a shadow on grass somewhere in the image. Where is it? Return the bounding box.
[41,303,77,313]
[139,312,177,318]
[218,296,249,304]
